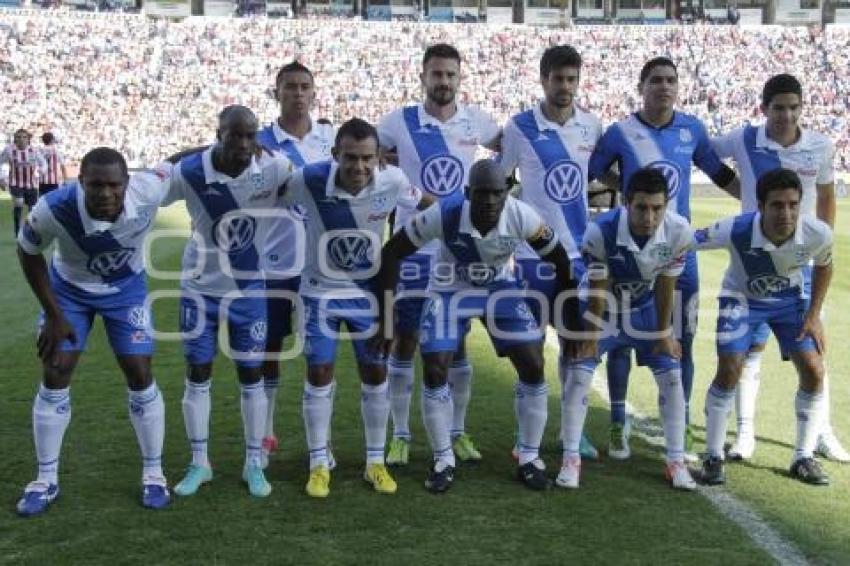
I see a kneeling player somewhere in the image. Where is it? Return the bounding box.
[374,159,580,493]
[15,148,171,516]
[698,168,833,486]
[560,168,696,490]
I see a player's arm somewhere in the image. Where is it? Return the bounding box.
[694,124,738,198]
[16,209,75,364]
[816,182,835,228]
[799,224,834,353]
[693,217,733,252]
[587,126,621,185]
[528,224,580,335]
[576,222,608,359]
[652,274,681,359]
[377,113,399,167]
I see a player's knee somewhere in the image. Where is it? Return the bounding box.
[237,366,263,385]
[797,354,825,393]
[262,359,280,378]
[42,364,74,388]
[714,356,743,388]
[307,364,334,387]
[422,359,449,388]
[187,364,213,383]
[359,363,386,386]
[392,333,418,360]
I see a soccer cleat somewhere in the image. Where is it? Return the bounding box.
[243,464,272,497]
[579,434,599,461]
[306,466,331,498]
[327,444,338,471]
[142,476,171,509]
[815,433,850,463]
[173,464,213,497]
[683,425,699,464]
[608,422,631,460]
[16,481,59,517]
[364,464,398,494]
[517,459,550,491]
[260,435,279,470]
[424,463,455,494]
[386,438,410,467]
[452,433,482,462]
[700,455,726,486]
[789,457,830,486]
[726,432,756,461]
[555,455,581,489]
[665,461,697,491]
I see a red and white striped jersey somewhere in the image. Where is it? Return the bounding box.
[39,145,66,185]
[0,145,46,189]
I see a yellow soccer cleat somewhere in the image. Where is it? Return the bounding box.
[306,466,331,498]
[364,464,398,495]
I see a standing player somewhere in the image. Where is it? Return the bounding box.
[588,57,738,460]
[499,44,605,460]
[39,132,68,197]
[256,61,335,468]
[560,168,696,491]
[697,168,833,486]
[1,129,47,236]
[710,73,849,462]
[377,43,501,466]
[373,159,580,493]
[15,148,171,516]
[281,118,431,498]
[165,106,293,499]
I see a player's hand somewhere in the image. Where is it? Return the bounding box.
[797,313,826,354]
[37,313,76,366]
[652,336,682,360]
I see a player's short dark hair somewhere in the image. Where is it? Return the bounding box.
[14,128,30,137]
[80,147,129,178]
[422,43,461,68]
[639,57,677,83]
[42,132,55,145]
[316,118,333,126]
[335,118,378,147]
[761,73,802,107]
[756,167,802,204]
[275,61,314,86]
[625,167,669,201]
[540,45,582,77]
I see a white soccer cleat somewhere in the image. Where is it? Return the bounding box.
[665,461,697,491]
[727,433,755,461]
[555,455,581,489]
[816,433,850,463]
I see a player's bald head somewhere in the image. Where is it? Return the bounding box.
[468,159,506,194]
[218,105,258,130]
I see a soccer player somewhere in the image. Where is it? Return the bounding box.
[256,61,335,468]
[499,44,605,460]
[373,159,579,493]
[560,168,696,490]
[1,129,47,236]
[39,132,68,197]
[281,118,431,498]
[15,147,171,516]
[710,73,848,462]
[588,57,738,460]
[165,105,293,498]
[377,43,501,466]
[697,168,833,486]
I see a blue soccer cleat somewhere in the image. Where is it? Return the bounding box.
[142,477,171,509]
[16,481,59,517]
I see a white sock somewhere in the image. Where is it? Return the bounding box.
[561,364,593,459]
[361,381,390,465]
[264,374,279,439]
[654,369,686,463]
[819,370,834,438]
[303,381,334,469]
[128,382,165,479]
[387,356,414,440]
[182,379,211,467]
[794,389,824,461]
[704,384,735,458]
[515,381,548,465]
[448,360,473,439]
[33,385,71,485]
[241,381,268,468]
[735,351,761,438]
[422,383,455,468]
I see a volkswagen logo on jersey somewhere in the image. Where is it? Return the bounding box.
[420,155,464,197]
[457,263,497,286]
[87,248,135,277]
[747,274,792,297]
[647,160,681,199]
[613,280,650,300]
[250,320,267,342]
[127,306,150,329]
[327,233,374,271]
[212,214,257,254]
[544,160,584,204]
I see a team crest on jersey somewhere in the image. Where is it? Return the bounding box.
[88,247,134,277]
[420,155,464,197]
[496,236,518,253]
[212,214,257,254]
[251,173,264,191]
[647,160,681,199]
[371,196,389,211]
[747,274,791,297]
[794,248,811,266]
[651,244,673,264]
[127,306,150,329]
[679,128,692,143]
[327,233,374,271]
[544,160,583,204]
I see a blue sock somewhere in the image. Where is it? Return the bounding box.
[606,347,631,426]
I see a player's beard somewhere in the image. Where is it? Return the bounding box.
[427,87,455,107]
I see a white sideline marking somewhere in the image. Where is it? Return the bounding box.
[544,331,810,566]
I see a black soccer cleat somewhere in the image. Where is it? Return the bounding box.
[700,455,726,486]
[425,464,455,494]
[789,457,830,486]
[517,460,551,491]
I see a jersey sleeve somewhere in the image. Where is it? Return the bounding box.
[131,162,173,206]
[587,125,620,182]
[377,111,399,150]
[693,121,734,187]
[497,119,521,174]
[817,137,835,185]
[811,220,833,266]
[160,163,187,206]
[709,129,740,160]
[273,155,295,201]
[693,217,733,251]
[404,202,442,248]
[17,198,57,254]
[662,220,694,277]
[581,222,608,280]
[472,107,502,148]
[393,169,423,210]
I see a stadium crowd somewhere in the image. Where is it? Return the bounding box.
[1,12,849,170]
